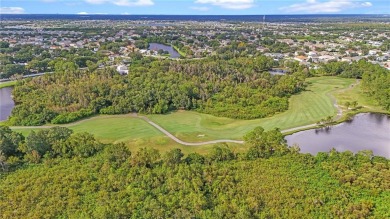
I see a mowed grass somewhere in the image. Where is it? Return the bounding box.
[147,77,355,141]
[13,115,164,144]
[69,116,239,154]
[333,80,387,114]
[12,115,247,154]
[11,77,358,150]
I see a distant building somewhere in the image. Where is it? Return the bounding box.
[264,53,284,60]
[368,50,379,56]
[116,65,129,75]
[383,62,390,70]
[318,55,336,63]
[341,56,363,63]
[294,55,308,62]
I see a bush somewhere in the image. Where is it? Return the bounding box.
[51,109,94,124]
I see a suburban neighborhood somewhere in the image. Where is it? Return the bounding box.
[1,17,389,79]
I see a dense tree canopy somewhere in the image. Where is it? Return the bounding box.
[361,67,390,110]
[0,126,388,219]
[0,126,24,157]
[316,60,386,79]
[9,56,307,125]
[0,126,101,164]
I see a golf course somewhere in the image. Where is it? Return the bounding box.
[9,76,386,153]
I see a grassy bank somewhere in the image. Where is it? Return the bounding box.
[173,45,187,57]
[0,81,16,89]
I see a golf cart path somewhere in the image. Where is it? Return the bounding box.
[139,116,244,146]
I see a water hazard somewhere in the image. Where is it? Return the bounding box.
[148,43,181,58]
[285,113,390,158]
[0,87,15,121]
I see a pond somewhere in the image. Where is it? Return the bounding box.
[149,43,181,58]
[269,68,288,75]
[285,113,390,158]
[0,87,15,121]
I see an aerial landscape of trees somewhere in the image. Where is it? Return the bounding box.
[1,15,390,219]
[0,126,389,218]
[8,56,307,125]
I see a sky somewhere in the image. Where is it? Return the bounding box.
[0,0,389,15]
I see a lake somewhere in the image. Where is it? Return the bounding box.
[269,68,288,75]
[285,113,390,158]
[149,43,181,58]
[0,87,15,121]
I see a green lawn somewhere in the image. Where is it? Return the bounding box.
[11,76,364,151]
[12,115,245,154]
[13,115,163,143]
[333,80,387,115]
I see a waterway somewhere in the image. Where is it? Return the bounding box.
[0,87,14,121]
[148,43,181,58]
[285,113,390,158]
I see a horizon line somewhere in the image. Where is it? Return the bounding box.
[1,13,389,16]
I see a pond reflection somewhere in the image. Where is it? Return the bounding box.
[285,113,390,158]
[0,87,14,121]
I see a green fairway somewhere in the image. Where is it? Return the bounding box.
[13,115,164,143]
[68,116,237,154]
[146,77,356,141]
[12,76,366,148]
[12,115,246,154]
[333,80,387,114]
[70,116,163,143]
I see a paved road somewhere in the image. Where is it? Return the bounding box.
[0,72,55,83]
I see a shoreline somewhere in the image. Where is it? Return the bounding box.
[8,111,389,146]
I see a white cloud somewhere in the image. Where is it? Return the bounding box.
[195,0,255,10]
[190,6,211,11]
[77,12,108,15]
[85,0,154,6]
[361,2,372,7]
[0,7,25,14]
[281,0,373,13]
